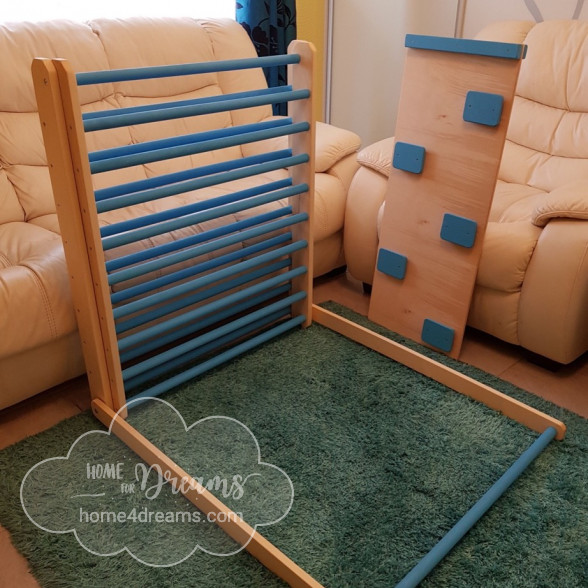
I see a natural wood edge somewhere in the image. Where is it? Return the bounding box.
[91,399,323,588]
[312,305,566,440]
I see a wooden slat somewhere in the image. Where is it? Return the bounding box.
[92,399,323,588]
[313,305,566,440]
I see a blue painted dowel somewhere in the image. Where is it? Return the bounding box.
[124,308,289,391]
[110,232,292,301]
[96,151,305,214]
[105,207,291,273]
[89,120,309,174]
[100,176,292,237]
[76,53,301,85]
[128,314,306,404]
[95,149,292,204]
[113,240,307,320]
[84,86,293,124]
[102,182,307,251]
[118,283,291,363]
[108,212,307,289]
[115,258,293,336]
[123,291,306,382]
[395,426,557,588]
[116,265,306,350]
[84,88,309,131]
[89,118,291,164]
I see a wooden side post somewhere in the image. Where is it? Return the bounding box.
[288,40,316,327]
[32,58,126,414]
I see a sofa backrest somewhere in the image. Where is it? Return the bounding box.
[477,19,588,193]
[0,17,271,230]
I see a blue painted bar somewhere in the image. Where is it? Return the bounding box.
[90,118,291,164]
[463,91,504,127]
[113,240,307,320]
[84,86,293,123]
[109,212,307,289]
[128,314,306,404]
[377,248,408,280]
[84,88,310,132]
[76,53,301,85]
[90,120,309,174]
[123,291,306,382]
[110,232,292,301]
[96,152,305,215]
[102,182,307,251]
[125,309,289,391]
[96,149,292,204]
[405,34,526,60]
[105,207,290,273]
[421,319,455,353]
[395,427,557,588]
[393,142,426,174]
[116,259,294,338]
[440,213,478,249]
[117,264,306,349]
[119,284,290,363]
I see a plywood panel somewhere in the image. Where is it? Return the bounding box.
[368,36,524,357]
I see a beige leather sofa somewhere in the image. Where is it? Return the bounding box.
[345,20,588,365]
[0,17,361,409]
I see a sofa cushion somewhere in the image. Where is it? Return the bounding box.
[0,222,75,358]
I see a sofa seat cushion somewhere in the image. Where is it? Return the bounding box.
[0,222,75,358]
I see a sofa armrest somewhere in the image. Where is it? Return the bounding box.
[356,137,395,177]
[532,180,588,227]
[315,121,361,173]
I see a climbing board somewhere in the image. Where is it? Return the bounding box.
[368,35,526,358]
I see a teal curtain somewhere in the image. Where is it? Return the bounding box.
[236,0,297,115]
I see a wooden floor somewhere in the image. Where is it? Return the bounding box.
[1,271,587,587]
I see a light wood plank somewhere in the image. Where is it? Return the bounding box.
[313,305,566,440]
[92,399,323,588]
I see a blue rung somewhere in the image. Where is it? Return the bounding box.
[117,264,306,350]
[76,53,301,86]
[102,182,308,251]
[90,118,291,165]
[124,308,289,391]
[127,314,306,404]
[84,88,310,132]
[84,86,293,124]
[395,427,557,588]
[111,232,292,302]
[123,290,306,383]
[119,283,291,363]
[89,119,309,174]
[109,212,307,288]
[105,207,290,273]
[96,152,307,214]
[95,149,292,204]
[113,240,307,321]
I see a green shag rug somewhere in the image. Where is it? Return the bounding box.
[0,303,586,587]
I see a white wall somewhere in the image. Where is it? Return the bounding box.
[329,0,459,147]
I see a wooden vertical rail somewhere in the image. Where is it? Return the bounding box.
[32,58,124,413]
[52,59,127,413]
[288,41,316,326]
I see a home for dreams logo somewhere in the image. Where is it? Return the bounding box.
[20,398,294,566]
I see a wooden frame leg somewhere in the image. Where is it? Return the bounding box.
[312,305,566,440]
[91,399,323,588]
